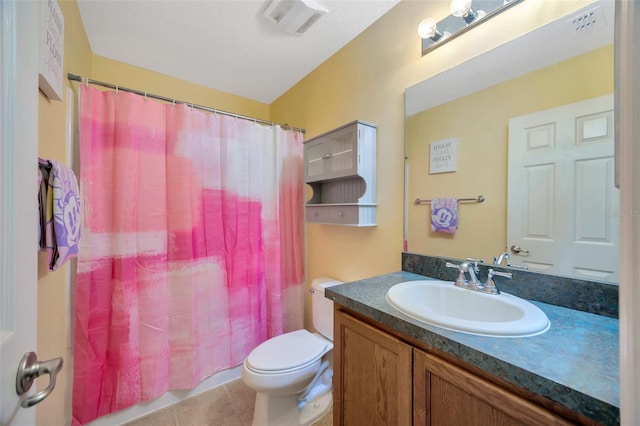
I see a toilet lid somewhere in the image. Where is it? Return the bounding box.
[246,329,329,372]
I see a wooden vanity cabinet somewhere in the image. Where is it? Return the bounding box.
[414,349,572,425]
[334,309,576,426]
[333,308,412,425]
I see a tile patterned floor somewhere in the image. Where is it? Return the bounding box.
[122,379,333,426]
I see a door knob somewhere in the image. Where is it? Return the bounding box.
[510,245,530,255]
[15,352,63,408]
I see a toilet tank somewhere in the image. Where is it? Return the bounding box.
[311,277,343,341]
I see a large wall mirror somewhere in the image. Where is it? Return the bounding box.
[404,0,618,283]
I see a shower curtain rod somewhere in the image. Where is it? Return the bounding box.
[67,73,305,134]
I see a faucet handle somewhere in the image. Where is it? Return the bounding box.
[445,261,461,269]
[465,257,484,272]
[490,269,513,279]
[484,268,513,295]
[506,263,529,270]
[446,261,472,273]
[445,262,469,287]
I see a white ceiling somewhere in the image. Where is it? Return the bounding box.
[77,0,400,104]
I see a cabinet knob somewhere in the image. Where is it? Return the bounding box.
[338,211,344,216]
[322,154,332,159]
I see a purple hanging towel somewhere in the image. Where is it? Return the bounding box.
[38,158,81,270]
[431,198,459,234]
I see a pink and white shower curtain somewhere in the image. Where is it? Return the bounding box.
[73,85,304,424]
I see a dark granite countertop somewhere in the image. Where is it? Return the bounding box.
[325,271,619,425]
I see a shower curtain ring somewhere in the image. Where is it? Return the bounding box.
[144,92,147,102]
[115,85,119,95]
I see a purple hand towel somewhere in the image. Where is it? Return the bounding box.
[431,198,459,234]
[38,158,81,271]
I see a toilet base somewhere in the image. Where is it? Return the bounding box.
[251,390,332,426]
[300,391,332,425]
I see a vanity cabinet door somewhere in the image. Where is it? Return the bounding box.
[413,349,572,426]
[334,310,412,426]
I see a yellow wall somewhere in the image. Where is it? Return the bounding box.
[270,0,597,328]
[36,1,92,424]
[270,2,417,328]
[90,55,270,121]
[405,46,614,263]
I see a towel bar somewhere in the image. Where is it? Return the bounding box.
[414,195,485,205]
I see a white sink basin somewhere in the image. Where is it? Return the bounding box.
[386,280,550,338]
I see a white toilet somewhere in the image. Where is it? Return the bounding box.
[241,277,342,426]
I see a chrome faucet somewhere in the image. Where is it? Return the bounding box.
[484,269,513,294]
[445,260,512,295]
[493,252,529,270]
[464,258,482,285]
[445,260,481,288]
[493,252,510,266]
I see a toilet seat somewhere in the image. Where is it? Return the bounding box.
[246,330,330,374]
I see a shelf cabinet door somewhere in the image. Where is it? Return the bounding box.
[413,349,572,426]
[334,310,413,426]
[304,122,361,183]
[305,138,330,182]
[326,124,358,180]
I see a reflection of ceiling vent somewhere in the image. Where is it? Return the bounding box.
[263,0,328,35]
[568,5,606,35]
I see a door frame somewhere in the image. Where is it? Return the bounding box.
[616,1,640,424]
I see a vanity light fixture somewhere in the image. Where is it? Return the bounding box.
[419,0,524,56]
[450,0,486,25]
[418,18,444,42]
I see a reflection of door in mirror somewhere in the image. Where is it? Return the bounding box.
[507,95,619,282]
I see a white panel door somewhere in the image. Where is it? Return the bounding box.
[1,1,40,424]
[508,95,619,282]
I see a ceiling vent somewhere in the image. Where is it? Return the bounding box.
[263,0,328,35]
[567,5,606,35]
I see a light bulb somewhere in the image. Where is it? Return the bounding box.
[418,18,438,39]
[450,0,473,17]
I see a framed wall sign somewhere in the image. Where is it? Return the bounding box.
[429,137,457,174]
[39,0,64,101]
